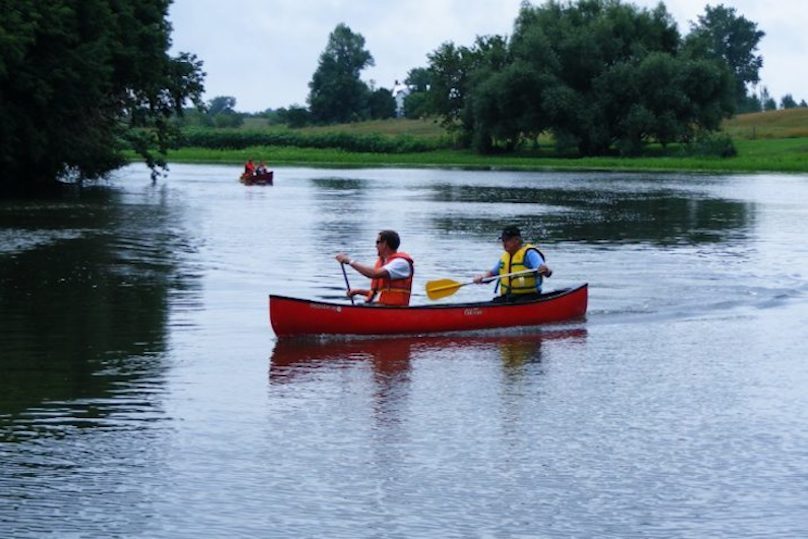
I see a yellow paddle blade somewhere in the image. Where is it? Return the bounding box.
[425,278,463,300]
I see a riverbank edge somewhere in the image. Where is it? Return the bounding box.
[159,137,808,175]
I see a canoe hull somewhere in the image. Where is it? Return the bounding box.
[240,171,273,185]
[269,284,587,338]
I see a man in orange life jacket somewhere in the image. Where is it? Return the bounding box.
[244,159,256,176]
[473,225,552,303]
[335,230,414,306]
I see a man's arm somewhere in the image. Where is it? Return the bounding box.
[526,249,552,277]
[335,253,389,279]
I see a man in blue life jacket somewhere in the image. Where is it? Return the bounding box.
[474,225,552,302]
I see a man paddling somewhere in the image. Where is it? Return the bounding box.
[474,225,551,302]
[336,230,415,306]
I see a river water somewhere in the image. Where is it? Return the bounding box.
[2,164,807,538]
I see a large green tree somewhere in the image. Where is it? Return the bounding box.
[205,96,243,128]
[367,88,396,119]
[0,0,204,193]
[426,35,510,147]
[684,4,764,110]
[307,23,374,124]
[425,0,735,156]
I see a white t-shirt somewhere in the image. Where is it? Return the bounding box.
[383,257,412,280]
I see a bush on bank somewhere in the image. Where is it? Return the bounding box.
[179,128,449,154]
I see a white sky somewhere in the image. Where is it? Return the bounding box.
[168,0,807,113]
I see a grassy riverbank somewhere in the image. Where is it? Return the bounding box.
[166,111,808,173]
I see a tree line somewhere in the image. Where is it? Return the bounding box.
[287,1,775,156]
[1,0,803,192]
[197,2,802,157]
[425,1,744,155]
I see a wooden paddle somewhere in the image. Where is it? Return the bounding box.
[425,269,540,300]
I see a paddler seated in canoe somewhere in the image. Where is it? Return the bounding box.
[256,160,269,174]
[244,159,256,176]
[473,225,552,303]
[335,230,414,306]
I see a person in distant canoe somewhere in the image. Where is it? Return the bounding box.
[474,225,552,302]
[336,230,414,306]
[244,159,256,176]
[256,160,269,175]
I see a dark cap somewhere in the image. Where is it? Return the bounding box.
[498,225,522,240]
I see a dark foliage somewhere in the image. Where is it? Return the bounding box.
[422,0,737,156]
[0,0,204,193]
[179,128,443,153]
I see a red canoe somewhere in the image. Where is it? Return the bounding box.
[240,170,273,185]
[269,284,588,338]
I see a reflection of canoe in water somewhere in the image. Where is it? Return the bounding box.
[269,329,587,381]
[240,170,273,185]
[269,284,587,338]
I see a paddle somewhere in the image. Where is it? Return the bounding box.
[340,262,355,305]
[425,269,540,300]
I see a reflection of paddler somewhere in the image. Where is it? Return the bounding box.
[369,339,412,380]
[269,337,414,383]
[498,338,543,368]
[270,330,587,380]
[498,328,587,369]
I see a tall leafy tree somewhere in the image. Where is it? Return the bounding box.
[426,42,474,128]
[684,4,764,108]
[206,96,243,128]
[760,86,777,111]
[400,67,433,118]
[405,68,431,92]
[0,0,205,193]
[426,35,509,145]
[308,24,374,124]
[207,96,237,115]
[426,0,734,156]
[780,94,797,110]
[367,88,396,119]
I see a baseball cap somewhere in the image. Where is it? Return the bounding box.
[498,225,522,240]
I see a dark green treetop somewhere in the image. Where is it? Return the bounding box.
[308,23,374,124]
[0,0,205,193]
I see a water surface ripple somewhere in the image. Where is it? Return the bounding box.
[2,165,807,538]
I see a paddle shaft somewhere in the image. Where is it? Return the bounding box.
[428,268,540,295]
[340,262,355,305]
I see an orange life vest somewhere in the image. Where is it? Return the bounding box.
[368,252,414,306]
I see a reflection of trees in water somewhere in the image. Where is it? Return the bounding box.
[311,177,365,193]
[310,178,368,276]
[0,188,199,436]
[430,184,755,246]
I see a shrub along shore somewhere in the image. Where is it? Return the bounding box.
[165,112,808,174]
[166,137,808,174]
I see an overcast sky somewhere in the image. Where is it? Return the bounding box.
[168,0,806,113]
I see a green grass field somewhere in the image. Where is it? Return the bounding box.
[169,110,808,173]
[722,108,808,140]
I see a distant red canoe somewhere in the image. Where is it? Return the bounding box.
[269,284,587,338]
[240,170,273,185]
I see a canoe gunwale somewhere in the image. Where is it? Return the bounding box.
[270,284,586,311]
